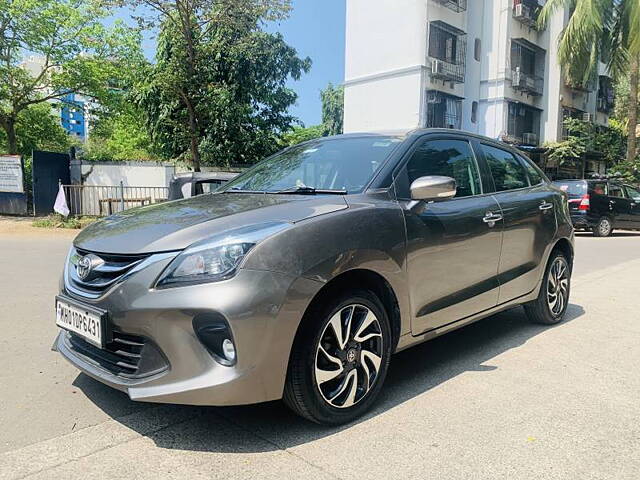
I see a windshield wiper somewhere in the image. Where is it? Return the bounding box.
[273,186,347,195]
[223,187,266,194]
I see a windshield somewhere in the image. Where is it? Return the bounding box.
[221,136,403,194]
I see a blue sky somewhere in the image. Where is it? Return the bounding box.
[115,0,345,127]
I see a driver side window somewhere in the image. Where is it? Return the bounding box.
[403,139,482,198]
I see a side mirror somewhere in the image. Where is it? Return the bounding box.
[410,176,457,201]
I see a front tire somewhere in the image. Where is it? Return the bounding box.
[284,289,392,425]
[525,251,571,325]
[593,216,613,237]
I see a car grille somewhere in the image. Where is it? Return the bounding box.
[67,248,150,298]
[67,330,168,379]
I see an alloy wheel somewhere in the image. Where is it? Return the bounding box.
[314,304,383,408]
[599,218,611,236]
[547,257,569,317]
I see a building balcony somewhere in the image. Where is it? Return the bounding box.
[425,90,462,129]
[511,68,544,96]
[512,0,540,29]
[597,76,615,113]
[506,102,541,146]
[432,0,467,13]
[427,21,467,84]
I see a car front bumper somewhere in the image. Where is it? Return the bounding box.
[55,252,322,406]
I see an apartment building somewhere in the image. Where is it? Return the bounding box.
[344,0,615,175]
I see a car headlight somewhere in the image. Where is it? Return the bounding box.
[156,242,254,288]
[154,222,290,288]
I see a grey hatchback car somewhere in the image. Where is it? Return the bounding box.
[54,129,574,425]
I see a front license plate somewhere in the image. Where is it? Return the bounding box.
[55,296,106,348]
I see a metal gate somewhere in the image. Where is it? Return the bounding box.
[32,150,70,216]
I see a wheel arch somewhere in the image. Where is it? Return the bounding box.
[296,268,403,353]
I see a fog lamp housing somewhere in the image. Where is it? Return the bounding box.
[192,313,237,366]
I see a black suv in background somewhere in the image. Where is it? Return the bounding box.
[553,179,640,236]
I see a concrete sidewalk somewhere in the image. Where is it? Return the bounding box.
[1,234,639,480]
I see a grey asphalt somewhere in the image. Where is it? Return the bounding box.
[1,227,639,479]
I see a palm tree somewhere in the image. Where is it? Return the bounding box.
[539,0,640,162]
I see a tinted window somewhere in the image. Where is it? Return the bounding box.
[626,186,640,202]
[590,182,608,195]
[554,181,587,196]
[482,144,529,191]
[519,155,544,185]
[405,139,481,198]
[222,136,402,194]
[609,183,626,198]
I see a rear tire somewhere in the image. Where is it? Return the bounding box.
[592,216,613,237]
[284,288,392,425]
[525,251,571,325]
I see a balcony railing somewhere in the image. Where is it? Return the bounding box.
[428,21,467,84]
[511,68,544,96]
[513,0,540,28]
[432,0,467,13]
[425,90,462,129]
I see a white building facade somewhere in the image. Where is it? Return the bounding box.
[344,0,614,154]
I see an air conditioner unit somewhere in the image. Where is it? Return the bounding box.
[582,113,594,122]
[431,59,444,75]
[523,132,538,145]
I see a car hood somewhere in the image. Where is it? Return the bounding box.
[74,192,348,254]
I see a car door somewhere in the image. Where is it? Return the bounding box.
[393,136,503,335]
[624,185,640,228]
[608,182,633,228]
[479,143,557,304]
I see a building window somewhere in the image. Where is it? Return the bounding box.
[471,101,478,123]
[510,39,544,96]
[597,76,615,113]
[425,90,462,129]
[428,21,467,83]
[474,38,481,61]
[431,0,467,13]
[505,102,540,146]
[512,0,541,29]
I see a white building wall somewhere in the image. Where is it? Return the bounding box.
[344,0,613,144]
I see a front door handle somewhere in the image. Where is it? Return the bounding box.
[539,201,554,211]
[483,212,502,227]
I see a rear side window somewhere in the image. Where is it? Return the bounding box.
[403,139,482,198]
[481,144,529,191]
[519,155,544,185]
[609,183,626,198]
[590,182,607,195]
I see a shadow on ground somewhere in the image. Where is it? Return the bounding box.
[74,303,585,453]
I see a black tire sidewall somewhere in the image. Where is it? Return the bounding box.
[290,289,392,425]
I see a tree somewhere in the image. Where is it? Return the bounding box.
[0,0,142,154]
[131,0,310,170]
[0,102,74,156]
[320,83,343,136]
[539,0,640,162]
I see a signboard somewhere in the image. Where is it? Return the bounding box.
[0,155,24,193]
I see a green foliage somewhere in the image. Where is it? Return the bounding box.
[544,118,626,166]
[0,103,74,156]
[132,0,310,169]
[0,0,143,153]
[32,214,97,229]
[83,105,160,161]
[320,83,344,136]
[608,159,640,183]
[279,125,324,147]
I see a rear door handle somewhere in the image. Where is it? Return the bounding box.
[483,212,502,227]
[539,201,554,211]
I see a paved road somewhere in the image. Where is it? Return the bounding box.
[1,225,639,479]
